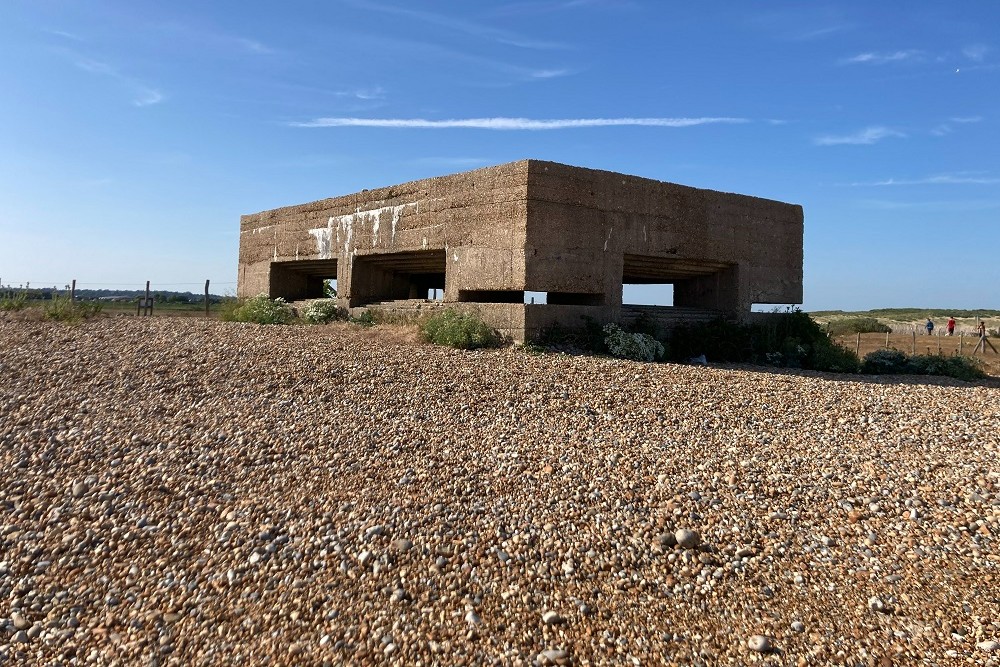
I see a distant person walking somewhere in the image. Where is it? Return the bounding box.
[947,317,956,336]
[925,318,934,336]
[979,321,987,338]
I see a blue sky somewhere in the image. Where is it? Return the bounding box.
[1,1,997,309]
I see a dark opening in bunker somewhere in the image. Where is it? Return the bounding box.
[350,250,446,307]
[622,254,736,312]
[458,290,524,303]
[269,259,338,301]
[520,291,604,305]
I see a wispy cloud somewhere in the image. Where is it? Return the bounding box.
[156,22,276,56]
[814,126,904,146]
[330,86,386,100]
[347,0,568,49]
[492,0,637,14]
[840,50,921,65]
[529,68,572,79]
[292,116,749,130]
[44,28,84,41]
[133,88,165,107]
[963,44,990,62]
[931,115,982,136]
[857,199,1000,211]
[793,25,849,41]
[847,173,1000,187]
[69,54,165,107]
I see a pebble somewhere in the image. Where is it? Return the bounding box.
[541,611,565,626]
[538,648,570,665]
[747,635,773,653]
[0,317,996,665]
[674,528,700,549]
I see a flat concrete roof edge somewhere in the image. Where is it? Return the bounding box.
[240,159,802,221]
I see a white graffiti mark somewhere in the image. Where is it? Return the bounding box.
[604,227,613,252]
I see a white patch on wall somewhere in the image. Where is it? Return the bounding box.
[308,203,420,260]
[604,227,613,252]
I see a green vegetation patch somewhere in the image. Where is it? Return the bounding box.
[303,299,346,324]
[826,317,892,336]
[0,292,28,312]
[861,349,986,381]
[42,296,104,322]
[421,309,500,349]
[220,294,293,325]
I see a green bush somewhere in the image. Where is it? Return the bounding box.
[860,349,909,374]
[667,310,860,373]
[220,294,293,325]
[861,349,986,381]
[42,296,103,322]
[0,292,28,311]
[421,309,500,349]
[907,355,986,381]
[603,323,665,362]
[827,317,892,336]
[349,309,376,327]
[808,341,861,373]
[303,299,346,324]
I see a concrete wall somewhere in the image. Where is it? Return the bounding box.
[238,161,532,307]
[237,159,803,342]
[523,161,803,316]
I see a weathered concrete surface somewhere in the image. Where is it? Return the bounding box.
[238,160,803,341]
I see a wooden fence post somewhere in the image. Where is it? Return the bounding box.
[70,279,76,304]
[911,330,915,355]
[885,331,890,349]
[856,332,861,356]
[204,280,210,318]
[960,333,964,355]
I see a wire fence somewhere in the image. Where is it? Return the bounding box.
[0,278,239,317]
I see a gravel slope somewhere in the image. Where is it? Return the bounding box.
[1,317,998,666]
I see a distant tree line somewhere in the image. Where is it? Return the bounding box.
[0,286,227,303]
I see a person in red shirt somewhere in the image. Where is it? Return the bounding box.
[947,317,956,336]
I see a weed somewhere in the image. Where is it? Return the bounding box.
[350,310,376,327]
[421,309,500,349]
[303,299,347,324]
[603,323,665,362]
[0,292,28,312]
[42,296,104,322]
[220,294,293,325]
[826,317,892,336]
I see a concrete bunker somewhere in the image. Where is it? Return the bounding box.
[238,160,803,342]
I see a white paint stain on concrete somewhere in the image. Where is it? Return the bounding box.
[604,227,613,252]
[308,203,417,260]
